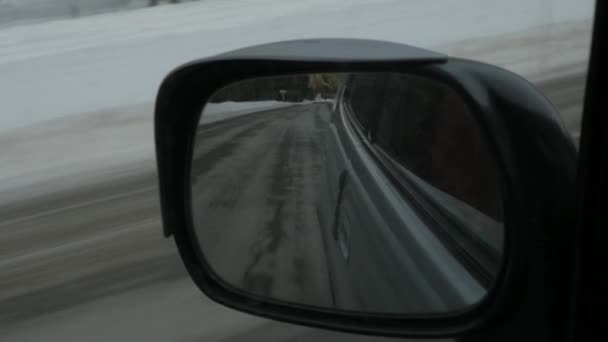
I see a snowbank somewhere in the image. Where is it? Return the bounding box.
[0,103,155,202]
[201,101,296,125]
[0,0,151,27]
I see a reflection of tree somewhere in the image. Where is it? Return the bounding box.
[210,74,344,103]
[308,74,343,98]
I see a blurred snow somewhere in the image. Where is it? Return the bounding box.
[0,0,595,132]
[0,0,595,196]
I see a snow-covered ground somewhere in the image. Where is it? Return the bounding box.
[0,0,594,132]
[201,101,296,124]
[0,0,595,195]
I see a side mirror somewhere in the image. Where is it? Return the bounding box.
[154,39,576,338]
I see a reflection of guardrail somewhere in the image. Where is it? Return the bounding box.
[376,150,502,285]
[342,99,500,288]
[397,164,503,254]
[339,100,486,308]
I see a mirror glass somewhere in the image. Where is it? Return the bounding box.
[190,72,505,315]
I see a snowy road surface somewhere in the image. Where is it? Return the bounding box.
[0,0,593,341]
[191,104,337,308]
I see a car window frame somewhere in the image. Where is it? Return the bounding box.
[569,1,607,340]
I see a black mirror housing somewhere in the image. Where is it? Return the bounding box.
[154,39,576,338]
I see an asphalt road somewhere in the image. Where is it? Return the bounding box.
[0,69,583,341]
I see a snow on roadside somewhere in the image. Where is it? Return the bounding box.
[0,0,594,132]
[0,21,593,199]
[201,101,296,125]
[0,0,595,198]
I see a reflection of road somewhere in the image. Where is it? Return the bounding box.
[192,97,487,315]
[191,104,334,307]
